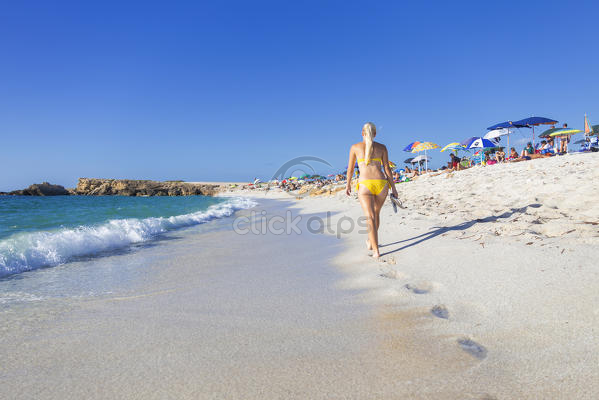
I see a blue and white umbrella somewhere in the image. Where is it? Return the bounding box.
[484,128,513,147]
[461,137,496,150]
[461,137,496,167]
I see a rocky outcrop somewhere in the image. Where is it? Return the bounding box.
[9,182,70,196]
[75,178,221,196]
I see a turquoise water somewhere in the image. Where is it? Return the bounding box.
[0,195,256,277]
[0,196,225,240]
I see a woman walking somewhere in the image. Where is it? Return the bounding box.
[346,122,398,258]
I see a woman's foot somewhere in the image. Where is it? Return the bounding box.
[371,249,380,258]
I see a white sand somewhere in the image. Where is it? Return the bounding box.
[285,152,599,398]
[2,153,598,399]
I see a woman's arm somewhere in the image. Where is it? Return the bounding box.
[382,145,398,198]
[346,145,356,196]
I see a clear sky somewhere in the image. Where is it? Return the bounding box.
[1,0,598,191]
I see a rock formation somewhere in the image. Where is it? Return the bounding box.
[8,182,70,196]
[74,178,221,196]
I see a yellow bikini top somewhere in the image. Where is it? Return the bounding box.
[357,157,382,164]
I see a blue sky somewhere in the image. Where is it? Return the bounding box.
[1,0,598,190]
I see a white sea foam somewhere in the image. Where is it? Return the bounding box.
[0,197,257,277]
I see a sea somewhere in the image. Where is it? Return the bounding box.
[0,195,256,303]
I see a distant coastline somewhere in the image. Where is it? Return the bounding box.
[0,179,238,197]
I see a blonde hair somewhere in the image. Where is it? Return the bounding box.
[362,122,376,165]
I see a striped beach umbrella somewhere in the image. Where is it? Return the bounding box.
[441,142,465,152]
[539,127,563,139]
[411,142,440,152]
[549,129,582,137]
[411,142,438,172]
[403,141,421,152]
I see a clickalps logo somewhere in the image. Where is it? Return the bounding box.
[232,210,368,238]
[267,156,334,198]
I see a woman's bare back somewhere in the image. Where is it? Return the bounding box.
[352,141,387,180]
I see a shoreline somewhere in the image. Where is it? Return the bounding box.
[1,152,598,398]
[225,152,599,397]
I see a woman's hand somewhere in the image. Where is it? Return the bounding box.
[346,184,351,196]
[390,186,398,199]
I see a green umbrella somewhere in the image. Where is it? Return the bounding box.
[539,127,562,138]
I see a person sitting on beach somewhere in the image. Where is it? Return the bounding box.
[521,142,534,157]
[346,122,398,259]
[449,153,461,171]
[540,139,556,155]
[495,148,505,162]
[404,165,418,178]
[508,147,520,161]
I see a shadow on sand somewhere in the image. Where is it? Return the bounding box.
[379,203,541,257]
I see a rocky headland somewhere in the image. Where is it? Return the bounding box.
[2,182,71,196]
[1,179,225,196]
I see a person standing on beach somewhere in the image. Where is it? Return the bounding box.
[559,123,569,153]
[345,122,398,258]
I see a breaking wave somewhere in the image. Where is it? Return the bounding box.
[0,197,256,277]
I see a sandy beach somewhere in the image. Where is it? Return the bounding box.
[4,2,598,398]
[220,152,599,398]
[287,152,599,398]
[2,153,598,399]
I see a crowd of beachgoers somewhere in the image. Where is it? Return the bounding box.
[231,130,598,195]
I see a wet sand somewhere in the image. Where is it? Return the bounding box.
[4,150,599,400]
[1,199,488,400]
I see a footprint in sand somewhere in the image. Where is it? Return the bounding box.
[457,337,488,360]
[431,304,449,319]
[379,270,397,280]
[405,282,433,294]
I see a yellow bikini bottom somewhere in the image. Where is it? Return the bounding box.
[357,179,388,195]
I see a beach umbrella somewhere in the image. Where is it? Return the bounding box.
[411,155,431,162]
[411,142,440,152]
[487,121,529,150]
[484,128,513,148]
[462,137,496,166]
[539,127,563,139]
[549,129,582,137]
[463,137,496,149]
[441,142,465,152]
[404,157,415,164]
[487,121,529,130]
[512,116,558,148]
[403,141,421,152]
[593,125,599,136]
[411,155,431,172]
[411,142,439,171]
[584,114,593,136]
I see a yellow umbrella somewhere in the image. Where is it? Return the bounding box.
[411,142,439,172]
[441,142,465,152]
[411,142,440,152]
[549,129,582,137]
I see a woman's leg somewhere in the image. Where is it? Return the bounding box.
[358,193,378,257]
[372,185,389,242]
